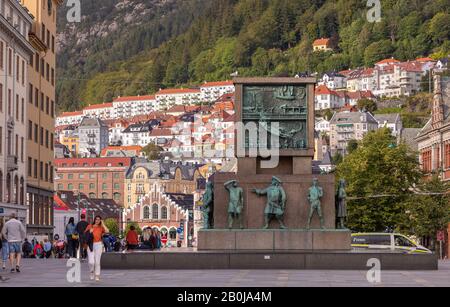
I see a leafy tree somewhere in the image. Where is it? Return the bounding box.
[336,128,422,232]
[347,139,358,154]
[142,143,164,160]
[404,175,450,249]
[332,152,343,166]
[357,98,378,113]
[364,40,394,67]
[428,12,450,45]
[104,218,119,237]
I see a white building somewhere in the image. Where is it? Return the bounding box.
[121,120,159,147]
[109,119,129,145]
[199,81,235,102]
[318,72,346,89]
[374,113,403,137]
[56,111,83,126]
[0,0,35,222]
[82,103,113,120]
[112,95,156,119]
[314,85,344,110]
[315,118,331,135]
[78,117,109,157]
[155,88,201,109]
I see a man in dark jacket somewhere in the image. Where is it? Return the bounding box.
[22,239,32,258]
[75,214,89,260]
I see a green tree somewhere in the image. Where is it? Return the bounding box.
[364,40,394,67]
[347,139,358,154]
[357,98,378,113]
[336,128,422,232]
[332,152,343,166]
[404,175,450,250]
[104,218,119,237]
[428,12,450,45]
[142,143,164,160]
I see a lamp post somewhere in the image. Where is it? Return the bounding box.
[73,189,80,222]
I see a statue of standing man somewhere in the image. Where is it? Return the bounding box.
[202,182,214,229]
[336,179,348,229]
[252,176,287,229]
[224,180,244,229]
[306,178,325,229]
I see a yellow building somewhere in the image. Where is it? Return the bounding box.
[124,160,204,209]
[60,135,79,156]
[21,0,62,237]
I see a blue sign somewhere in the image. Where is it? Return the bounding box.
[177,228,183,234]
[0,208,4,214]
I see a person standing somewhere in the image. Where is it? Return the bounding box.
[1,213,26,273]
[65,217,77,258]
[126,226,139,251]
[85,216,109,281]
[75,214,89,261]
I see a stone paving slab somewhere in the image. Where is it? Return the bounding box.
[0,259,449,287]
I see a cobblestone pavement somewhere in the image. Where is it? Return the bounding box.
[0,259,449,287]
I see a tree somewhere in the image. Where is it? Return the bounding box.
[104,218,119,237]
[404,175,450,250]
[142,143,164,160]
[357,98,378,113]
[336,128,422,232]
[364,40,394,67]
[347,139,358,154]
[332,152,343,166]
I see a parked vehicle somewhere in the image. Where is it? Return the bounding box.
[351,233,432,254]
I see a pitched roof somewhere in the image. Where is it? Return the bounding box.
[330,111,378,124]
[374,113,400,125]
[100,146,142,157]
[200,80,234,87]
[79,117,109,128]
[313,38,330,46]
[83,103,113,110]
[376,58,400,65]
[315,85,338,96]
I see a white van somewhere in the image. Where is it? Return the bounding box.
[351,233,432,254]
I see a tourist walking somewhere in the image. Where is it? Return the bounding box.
[65,217,77,258]
[75,214,89,260]
[85,216,109,281]
[1,213,26,273]
[126,226,139,251]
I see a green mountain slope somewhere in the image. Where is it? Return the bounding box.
[57,0,450,112]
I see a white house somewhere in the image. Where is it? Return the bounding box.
[200,81,235,102]
[56,111,84,126]
[112,95,156,119]
[318,72,347,89]
[155,88,201,109]
[374,113,403,137]
[82,103,113,120]
[315,118,331,135]
[314,85,344,110]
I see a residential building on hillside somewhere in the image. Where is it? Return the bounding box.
[0,0,35,225]
[155,88,201,109]
[100,145,142,158]
[329,111,379,155]
[112,95,156,119]
[54,157,133,207]
[315,85,343,110]
[199,80,235,102]
[318,72,346,89]
[82,103,113,120]
[315,118,331,135]
[56,111,83,126]
[78,117,109,157]
[313,38,332,52]
[121,120,158,147]
[374,113,403,137]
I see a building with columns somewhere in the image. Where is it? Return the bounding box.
[415,73,450,258]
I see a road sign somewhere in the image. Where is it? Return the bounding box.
[437,230,445,242]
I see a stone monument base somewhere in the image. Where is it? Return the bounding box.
[197,229,351,251]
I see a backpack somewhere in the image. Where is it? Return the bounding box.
[36,247,43,257]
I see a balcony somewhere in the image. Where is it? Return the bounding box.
[7,155,18,172]
[87,133,96,138]
[87,139,96,145]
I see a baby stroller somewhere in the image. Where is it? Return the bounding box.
[53,239,66,259]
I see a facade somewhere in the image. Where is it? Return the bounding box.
[60,134,78,156]
[374,113,403,137]
[55,111,82,126]
[315,85,343,110]
[318,72,346,89]
[155,88,201,109]
[315,118,330,135]
[329,111,379,155]
[199,80,235,102]
[0,1,35,226]
[54,157,133,207]
[78,117,109,157]
[122,120,159,147]
[82,103,113,120]
[313,38,332,52]
[100,145,142,158]
[112,95,156,119]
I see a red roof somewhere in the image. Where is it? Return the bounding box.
[54,194,70,211]
[416,57,435,62]
[313,38,330,46]
[113,95,155,103]
[200,80,234,87]
[375,58,400,65]
[100,146,142,157]
[156,88,201,95]
[315,85,338,96]
[55,157,132,168]
[83,103,113,110]
[166,105,200,113]
[150,128,173,137]
[59,111,83,117]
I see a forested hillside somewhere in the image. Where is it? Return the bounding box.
[56,0,450,112]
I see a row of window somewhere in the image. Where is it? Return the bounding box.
[0,42,27,86]
[27,157,53,183]
[59,172,121,180]
[57,183,121,191]
[143,205,168,220]
[28,84,55,117]
[60,162,125,167]
[0,171,25,206]
[31,52,55,86]
[0,84,25,122]
[0,126,24,161]
[27,120,54,150]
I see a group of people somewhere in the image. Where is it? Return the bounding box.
[125,227,163,251]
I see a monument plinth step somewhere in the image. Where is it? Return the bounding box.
[197,229,351,251]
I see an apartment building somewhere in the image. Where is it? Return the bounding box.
[0,0,35,224]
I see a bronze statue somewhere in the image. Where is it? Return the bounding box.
[252,176,287,229]
[224,180,244,229]
[336,179,348,229]
[202,182,214,229]
[306,178,325,229]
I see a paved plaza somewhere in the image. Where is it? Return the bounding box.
[0,258,449,287]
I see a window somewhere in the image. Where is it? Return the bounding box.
[21,60,24,85]
[45,163,48,181]
[21,98,24,123]
[114,183,120,190]
[34,124,38,143]
[50,134,54,150]
[394,235,415,247]
[51,68,54,86]
[46,63,49,81]
[0,41,3,69]
[51,35,55,53]
[143,206,150,219]
[113,173,119,179]
[79,183,84,190]
[45,130,49,148]
[89,183,95,189]
[169,228,177,240]
[40,93,44,111]
[40,59,44,77]
[28,120,33,141]
[113,193,120,201]
[39,162,43,179]
[0,83,2,111]
[34,89,38,107]
[51,100,54,117]
[89,193,96,199]
[7,89,11,115]
[161,206,168,220]
[68,174,73,179]
[8,49,11,76]
[35,53,39,72]
[0,126,2,154]
[40,127,44,145]
[50,166,53,183]
[102,183,107,190]
[101,192,108,199]
[79,173,84,179]
[27,157,32,176]
[89,173,95,179]
[15,94,18,120]
[46,97,49,114]
[152,204,159,220]
[102,173,107,179]
[57,184,63,190]
[68,183,73,190]
[20,137,23,162]
[33,159,37,178]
